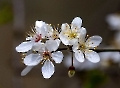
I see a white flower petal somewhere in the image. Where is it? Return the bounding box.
[61,23,70,31]
[59,33,69,45]
[71,17,82,29]
[24,54,42,66]
[32,42,45,52]
[46,24,53,32]
[79,27,86,44]
[51,51,63,63]
[35,21,45,28]
[40,25,49,38]
[75,50,84,62]
[63,51,98,71]
[16,41,33,52]
[35,21,48,38]
[72,43,79,52]
[85,50,100,63]
[69,39,78,45]
[42,60,54,79]
[55,39,61,46]
[45,24,54,38]
[85,36,102,48]
[26,36,33,40]
[36,26,47,38]
[80,27,86,35]
[21,66,34,76]
[46,40,59,52]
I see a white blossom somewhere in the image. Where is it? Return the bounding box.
[16,21,47,52]
[21,40,63,79]
[59,17,85,45]
[15,17,104,79]
[72,32,102,63]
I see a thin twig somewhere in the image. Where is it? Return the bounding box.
[92,49,120,52]
[71,51,73,66]
[57,48,120,52]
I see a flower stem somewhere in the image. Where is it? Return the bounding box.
[71,51,73,66]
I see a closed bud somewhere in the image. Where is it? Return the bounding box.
[68,66,75,78]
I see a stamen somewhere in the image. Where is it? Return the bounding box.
[41,59,46,64]
[42,51,51,60]
[21,53,27,59]
[57,24,60,31]
[31,28,36,34]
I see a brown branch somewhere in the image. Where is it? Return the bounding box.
[57,48,120,52]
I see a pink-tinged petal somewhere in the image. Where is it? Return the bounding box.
[85,50,100,63]
[75,50,84,62]
[85,36,102,48]
[35,21,48,38]
[46,40,59,52]
[16,41,33,52]
[51,51,63,63]
[71,17,82,29]
[61,23,70,31]
[21,66,34,76]
[42,60,54,79]
[24,54,42,66]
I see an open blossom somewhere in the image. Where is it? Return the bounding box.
[59,17,85,45]
[45,24,61,45]
[16,21,61,53]
[72,30,102,63]
[16,20,62,79]
[21,40,63,79]
[15,17,103,79]
[16,21,48,52]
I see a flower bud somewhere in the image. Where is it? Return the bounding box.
[68,66,75,78]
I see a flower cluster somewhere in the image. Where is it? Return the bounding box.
[16,17,102,79]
